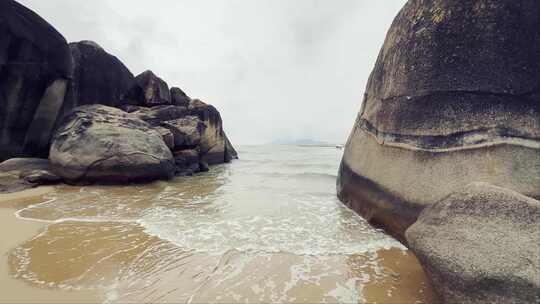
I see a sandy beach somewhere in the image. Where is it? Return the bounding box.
[0,187,103,304]
[0,185,437,304]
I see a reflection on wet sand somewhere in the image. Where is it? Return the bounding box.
[351,250,439,304]
[0,188,103,304]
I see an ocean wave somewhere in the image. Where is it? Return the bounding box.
[137,203,404,256]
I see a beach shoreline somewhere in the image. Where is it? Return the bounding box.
[0,183,436,304]
[0,187,103,304]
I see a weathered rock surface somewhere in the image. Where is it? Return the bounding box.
[170,87,191,107]
[0,0,73,160]
[173,149,202,176]
[124,70,171,106]
[0,158,58,191]
[224,134,238,162]
[337,0,540,242]
[126,105,188,125]
[153,127,175,150]
[61,40,134,114]
[162,116,204,149]
[49,105,175,183]
[0,158,50,174]
[188,99,237,165]
[20,169,62,185]
[0,1,237,181]
[406,183,540,304]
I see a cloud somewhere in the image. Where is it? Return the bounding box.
[18,0,407,144]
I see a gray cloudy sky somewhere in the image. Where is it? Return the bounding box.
[20,0,406,144]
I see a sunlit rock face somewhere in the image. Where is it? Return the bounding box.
[337,0,540,243]
[0,0,73,159]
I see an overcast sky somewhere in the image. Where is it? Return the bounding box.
[20,0,406,144]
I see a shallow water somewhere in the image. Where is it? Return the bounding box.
[8,145,435,303]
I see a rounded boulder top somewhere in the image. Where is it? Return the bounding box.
[363,0,540,141]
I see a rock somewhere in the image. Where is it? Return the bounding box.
[0,0,73,160]
[117,105,140,113]
[0,158,50,174]
[124,70,171,106]
[337,0,540,242]
[406,183,540,304]
[173,149,200,176]
[173,149,199,167]
[127,105,188,125]
[198,161,210,173]
[60,40,134,115]
[170,87,190,107]
[188,99,230,165]
[49,105,175,183]
[0,176,35,194]
[162,116,205,149]
[172,150,209,176]
[20,170,62,185]
[224,134,238,162]
[0,158,54,192]
[153,127,175,150]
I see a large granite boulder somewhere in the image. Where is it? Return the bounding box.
[0,0,73,160]
[188,99,237,165]
[406,183,540,304]
[60,40,134,116]
[337,0,540,242]
[124,70,171,106]
[49,105,175,183]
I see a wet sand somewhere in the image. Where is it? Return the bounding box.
[0,183,437,303]
[0,187,103,304]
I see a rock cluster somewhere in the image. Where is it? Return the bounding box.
[0,0,237,184]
